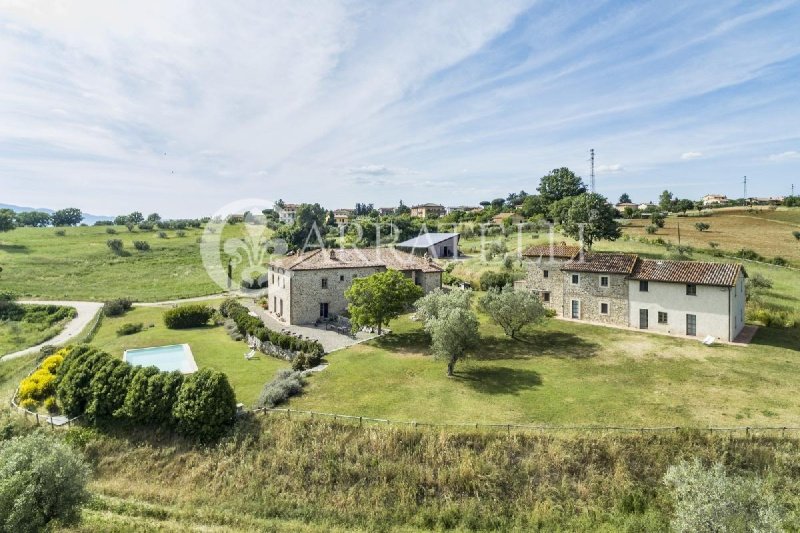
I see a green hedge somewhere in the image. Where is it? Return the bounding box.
[219,299,324,358]
[54,345,235,440]
[163,304,213,329]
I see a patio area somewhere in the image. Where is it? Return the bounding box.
[244,301,380,353]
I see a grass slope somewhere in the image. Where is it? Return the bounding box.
[290,313,800,427]
[89,305,288,406]
[0,304,75,356]
[0,223,272,301]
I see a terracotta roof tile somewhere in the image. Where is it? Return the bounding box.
[562,252,638,274]
[522,244,581,259]
[631,259,744,287]
[270,248,443,273]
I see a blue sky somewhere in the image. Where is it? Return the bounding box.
[1,1,799,217]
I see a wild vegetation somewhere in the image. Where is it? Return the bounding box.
[0,295,76,356]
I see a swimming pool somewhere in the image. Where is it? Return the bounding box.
[123,344,198,374]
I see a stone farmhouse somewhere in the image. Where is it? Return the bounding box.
[518,245,747,342]
[275,202,298,224]
[267,248,443,325]
[333,209,354,225]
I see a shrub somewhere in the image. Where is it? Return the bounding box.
[85,356,134,423]
[502,255,514,270]
[158,231,167,238]
[479,270,514,291]
[18,369,56,402]
[708,241,719,249]
[0,432,90,533]
[133,240,150,251]
[771,256,787,266]
[54,229,66,236]
[103,298,133,317]
[694,222,710,232]
[163,304,213,329]
[256,369,305,408]
[138,221,154,231]
[143,371,184,426]
[105,227,117,234]
[120,366,161,424]
[43,397,59,414]
[106,238,124,253]
[645,225,657,234]
[792,230,800,240]
[176,230,186,237]
[736,248,764,262]
[116,322,143,336]
[663,458,783,532]
[748,273,773,290]
[219,298,240,318]
[18,398,37,410]
[173,369,237,441]
[224,300,324,357]
[38,344,58,358]
[56,346,110,418]
[223,318,244,341]
[40,353,64,374]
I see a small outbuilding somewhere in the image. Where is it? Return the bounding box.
[396,232,460,259]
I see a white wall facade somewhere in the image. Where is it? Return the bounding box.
[627,274,745,341]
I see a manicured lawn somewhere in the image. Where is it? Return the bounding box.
[290,313,800,427]
[0,222,272,301]
[0,303,75,356]
[89,304,289,405]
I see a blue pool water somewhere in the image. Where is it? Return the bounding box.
[123,344,198,374]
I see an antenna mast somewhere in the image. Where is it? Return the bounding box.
[743,175,747,204]
[589,148,595,193]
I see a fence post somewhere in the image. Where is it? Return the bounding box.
[507,424,510,434]
[746,426,750,438]
[359,416,362,428]
[35,413,39,426]
[49,417,54,429]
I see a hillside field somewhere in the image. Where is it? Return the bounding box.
[0,223,272,301]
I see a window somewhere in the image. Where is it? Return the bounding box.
[686,284,697,296]
[339,275,345,281]
[541,291,551,303]
[543,270,549,278]
[321,278,328,289]
[571,274,579,285]
[639,280,649,292]
[599,276,609,287]
[686,314,697,336]
[571,300,580,319]
[600,302,609,315]
[658,311,668,324]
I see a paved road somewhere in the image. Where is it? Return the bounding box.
[0,300,104,361]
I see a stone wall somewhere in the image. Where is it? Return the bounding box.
[267,265,292,324]
[520,258,569,313]
[289,266,385,324]
[561,270,628,326]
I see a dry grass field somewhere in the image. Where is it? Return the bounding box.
[621,207,800,264]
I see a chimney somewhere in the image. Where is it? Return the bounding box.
[328,249,336,260]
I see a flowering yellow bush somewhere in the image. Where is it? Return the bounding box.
[41,353,65,374]
[18,369,56,402]
[19,398,38,410]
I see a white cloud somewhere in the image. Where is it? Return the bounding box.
[346,164,414,176]
[768,151,800,161]
[680,152,703,160]
[596,164,624,174]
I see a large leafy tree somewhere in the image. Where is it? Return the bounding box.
[658,190,674,212]
[0,209,15,232]
[276,203,329,251]
[51,207,83,226]
[561,193,621,249]
[415,289,479,376]
[345,269,423,334]
[618,193,632,204]
[15,211,51,227]
[0,433,90,533]
[537,167,587,203]
[519,194,548,218]
[479,286,547,339]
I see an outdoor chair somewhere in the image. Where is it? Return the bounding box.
[244,349,256,360]
[702,336,715,346]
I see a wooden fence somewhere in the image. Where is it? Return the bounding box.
[254,407,800,437]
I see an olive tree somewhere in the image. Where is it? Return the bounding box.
[479,286,546,339]
[415,289,479,376]
[0,432,90,533]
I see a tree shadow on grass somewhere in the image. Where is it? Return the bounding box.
[370,329,430,354]
[473,331,599,360]
[0,243,29,254]
[456,366,542,394]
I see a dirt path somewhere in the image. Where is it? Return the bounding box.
[1,300,104,361]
